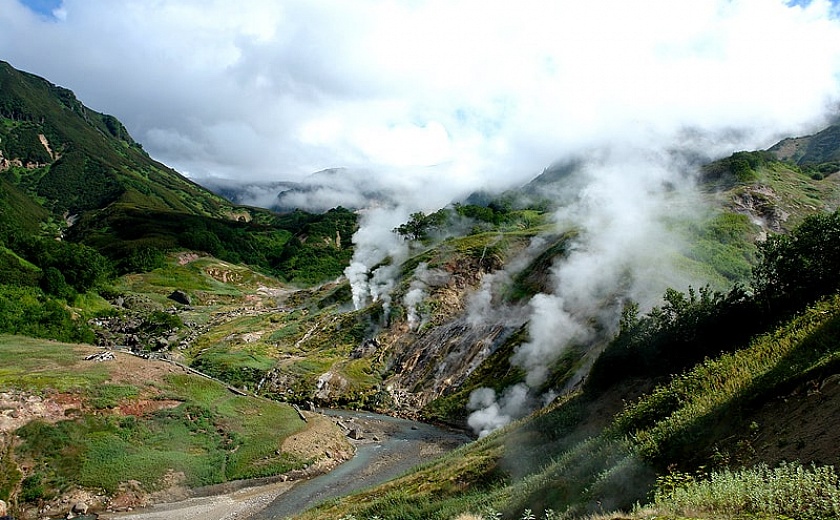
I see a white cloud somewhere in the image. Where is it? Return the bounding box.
[0,0,839,188]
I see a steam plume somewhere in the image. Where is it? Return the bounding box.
[466,143,707,435]
[345,207,411,311]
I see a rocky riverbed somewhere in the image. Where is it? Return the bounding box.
[101,410,472,520]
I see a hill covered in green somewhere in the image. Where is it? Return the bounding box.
[0,60,357,336]
[3,59,840,520]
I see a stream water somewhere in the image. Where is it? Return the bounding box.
[251,410,473,520]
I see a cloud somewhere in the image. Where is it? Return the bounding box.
[7,0,839,439]
[1,0,839,191]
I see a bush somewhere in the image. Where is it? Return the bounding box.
[40,266,76,301]
[754,209,840,317]
[587,285,759,390]
[16,237,114,292]
[0,285,93,342]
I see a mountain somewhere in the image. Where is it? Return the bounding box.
[768,123,840,167]
[3,58,840,519]
[0,60,235,219]
[0,60,356,281]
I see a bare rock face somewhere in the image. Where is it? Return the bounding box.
[315,371,349,401]
[729,185,789,235]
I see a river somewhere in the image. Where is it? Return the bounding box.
[105,410,472,520]
[252,410,473,519]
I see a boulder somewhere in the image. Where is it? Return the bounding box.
[168,290,192,306]
[153,337,170,351]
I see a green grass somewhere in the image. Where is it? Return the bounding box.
[71,291,114,314]
[159,375,307,479]
[16,378,307,495]
[117,261,241,296]
[189,348,276,390]
[88,384,140,409]
[0,335,108,391]
[2,339,312,504]
[682,212,759,284]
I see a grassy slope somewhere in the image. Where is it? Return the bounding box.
[0,335,344,512]
[705,153,840,231]
[0,251,356,515]
[0,60,233,219]
[293,294,840,520]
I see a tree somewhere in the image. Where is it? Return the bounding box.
[393,210,448,241]
[753,209,840,316]
[40,267,76,301]
[394,212,433,241]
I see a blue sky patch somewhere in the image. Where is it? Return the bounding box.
[20,0,62,18]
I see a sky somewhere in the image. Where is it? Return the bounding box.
[6,0,840,438]
[2,0,840,201]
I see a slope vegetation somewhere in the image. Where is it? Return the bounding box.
[4,59,840,520]
[0,336,351,519]
[293,207,840,520]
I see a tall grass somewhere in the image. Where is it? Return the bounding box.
[650,462,840,520]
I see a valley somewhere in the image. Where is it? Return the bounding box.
[3,59,840,520]
[106,411,471,520]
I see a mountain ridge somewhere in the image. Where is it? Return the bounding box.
[2,60,840,519]
[0,60,235,220]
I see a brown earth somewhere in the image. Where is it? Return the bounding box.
[739,372,840,468]
[0,347,190,435]
[281,413,355,465]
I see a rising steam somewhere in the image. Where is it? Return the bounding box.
[465,144,708,437]
[345,207,411,311]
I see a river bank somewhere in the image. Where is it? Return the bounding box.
[100,410,472,520]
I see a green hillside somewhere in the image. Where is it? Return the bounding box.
[295,207,840,520]
[4,59,840,520]
[0,60,232,218]
[769,123,840,169]
[0,61,357,284]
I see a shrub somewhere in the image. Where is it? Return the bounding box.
[754,209,840,317]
